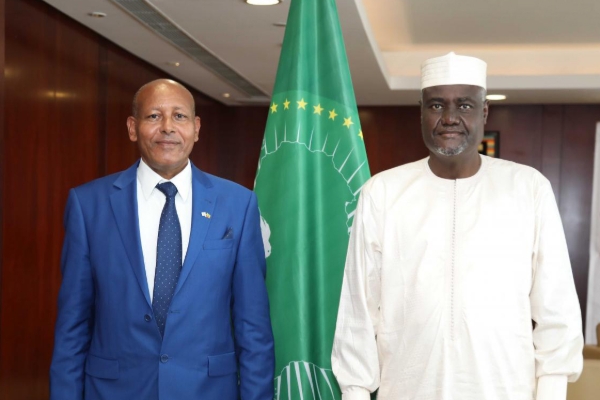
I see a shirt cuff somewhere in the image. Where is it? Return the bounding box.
[536,375,568,400]
[341,387,371,400]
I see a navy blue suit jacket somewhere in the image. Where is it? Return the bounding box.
[50,161,274,399]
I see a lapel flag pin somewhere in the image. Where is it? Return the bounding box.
[201,212,211,219]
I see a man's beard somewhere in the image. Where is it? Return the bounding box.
[433,140,469,157]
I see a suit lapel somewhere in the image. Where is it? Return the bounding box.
[110,162,152,307]
[174,165,216,296]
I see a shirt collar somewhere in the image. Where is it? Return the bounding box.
[137,159,192,202]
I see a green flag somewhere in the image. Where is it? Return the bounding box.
[254,0,371,398]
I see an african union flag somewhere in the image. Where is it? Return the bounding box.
[254,0,371,398]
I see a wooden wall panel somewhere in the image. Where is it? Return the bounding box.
[540,105,564,195]
[359,106,427,175]
[0,0,5,365]
[187,105,268,189]
[104,45,155,174]
[558,105,600,323]
[229,107,269,186]
[485,105,544,169]
[187,103,230,179]
[1,0,101,398]
[214,107,268,186]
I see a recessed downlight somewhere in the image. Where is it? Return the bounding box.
[222,93,231,98]
[246,0,281,5]
[167,61,181,67]
[89,12,107,18]
[486,94,507,101]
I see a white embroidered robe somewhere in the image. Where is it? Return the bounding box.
[332,156,583,400]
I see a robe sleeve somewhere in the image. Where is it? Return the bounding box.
[530,175,584,400]
[332,180,382,400]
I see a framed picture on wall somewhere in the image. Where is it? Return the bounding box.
[479,131,499,158]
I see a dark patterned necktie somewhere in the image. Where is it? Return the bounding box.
[152,182,182,337]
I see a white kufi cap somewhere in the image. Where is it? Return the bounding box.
[421,52,487,90]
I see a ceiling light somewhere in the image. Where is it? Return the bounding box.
[273,22,286,27]
[486,94,507,101]
[167,61,181,67]
[222,93,231,98]
[89,12,107,18]
[246,0,281,5]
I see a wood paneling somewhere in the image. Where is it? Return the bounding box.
[486,105,545,168]
[1,0,101,397]
[0,0,5,392]
[199,106,269,186]
[540,105,564,194]
[0,0,5,264]
[104,45,154,174]
[189,103,227,175]
[558,105,600,323]
[359,106,428,175]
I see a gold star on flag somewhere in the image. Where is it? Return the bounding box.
[270,103,278,113]
[328,109,337,120]
[343,117,354,129]
[358,130,364,139]
[313,104,324,115]
[297,98,307,110]
[283,99,290,109]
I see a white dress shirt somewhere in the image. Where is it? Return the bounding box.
[137,159,192,302]
[332,155,583,400]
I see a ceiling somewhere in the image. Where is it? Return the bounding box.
[42,0,600,105]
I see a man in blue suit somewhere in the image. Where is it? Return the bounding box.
[50,79,274,399]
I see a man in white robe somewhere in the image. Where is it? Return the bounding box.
[331,52,584,400]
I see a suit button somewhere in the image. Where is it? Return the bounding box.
[144,314,152,322]
[160,354,169,363]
